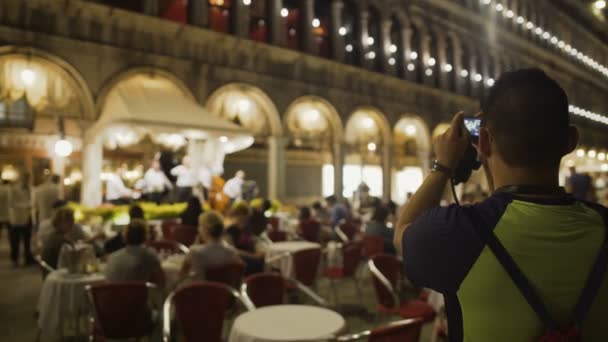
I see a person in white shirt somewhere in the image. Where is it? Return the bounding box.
[143,159,173,204]
[223,170,245,203]
[33,174,61,225]
[105,172,133,205]
[0,180,11,239]
[8,174,34,267]
[170,156,196,202]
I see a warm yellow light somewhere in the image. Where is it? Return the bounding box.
[588,150,597,158]
[576,148,585,157]
[21,68,36,86]
[54,139,73,157]
[367,142,377,152]
[598,152,606,161]
[594,1,606,10]
[405,124,417,137]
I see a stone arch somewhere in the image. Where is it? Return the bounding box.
[284,95,343,144]
[0,45,96,121]
[344,106,391,147]
[96,66,195,116]
[205,83,282,137]
[393,115,432,155]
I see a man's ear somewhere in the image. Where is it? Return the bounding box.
[565,125,579,154]
[478,127,492,159]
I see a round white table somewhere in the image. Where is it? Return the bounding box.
[228,305,345,342]
[266,241,320,278]
[161,254,185,288]
[37,269,105,340]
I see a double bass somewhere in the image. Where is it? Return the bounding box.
[208,175,231,214]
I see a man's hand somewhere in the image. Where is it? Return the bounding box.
[434,112,471,169]
[394,112,469,255]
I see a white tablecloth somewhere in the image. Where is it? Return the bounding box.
[228,305,345,342]
[266,241,320,278]
[37,269,105,339]
[161,254,185,289]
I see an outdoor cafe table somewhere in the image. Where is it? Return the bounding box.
[37,269,105,339]
[228,305,345,342]
[265,241,320,278]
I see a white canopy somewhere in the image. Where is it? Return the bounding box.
[91,74,253,153]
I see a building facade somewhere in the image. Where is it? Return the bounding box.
[0,0,606,204]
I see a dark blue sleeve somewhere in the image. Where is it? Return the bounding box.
[402,194,511,293]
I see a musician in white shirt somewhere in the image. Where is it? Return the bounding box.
[223,170,245,202]
[143,160,173,204]
[105,172,133,205]
[171,156,196,202]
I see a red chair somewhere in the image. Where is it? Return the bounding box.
[205,262,245,289]
[336,318,424,342]
[368,254,436,323]
[267,229,287,242]
[292,247,322,287]
[269,216,280,231]
[161,220,178,238]
[337,221,361,242]
[146,239,189,254]
[240,272,327,308]
[165,224,198,247]
[163,281,253,342]
[323,242,363,303]
[363,234,386,259]
[298,219,321,242]
[85,282,158,341]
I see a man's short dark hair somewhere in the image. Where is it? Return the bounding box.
[481,68,570,167]
[125,219,147,245]
[129,205,145,220]
[51,175,61,184]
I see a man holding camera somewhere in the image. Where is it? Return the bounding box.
[394,69,607,341]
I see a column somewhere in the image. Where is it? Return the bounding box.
[267,136,287,200]
[331,0,344,62]
[403,28,415,82]
[382,143,391,202]
[358,10,369,67]
[81,134,103,207]
[332,142,344,198]
[452,38,463,94]
[142,0,159,16]
[436,33,449,90]
[421,31,434,87]
[233,0,248,37]
[379,18,391,74]
[269,0,284,45]
[188,0,208,27]
[301,0,315,54]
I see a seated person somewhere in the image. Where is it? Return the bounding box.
[225,202,265,275]
[104,219,165,287]
[296,207,321,242]
[180,211,241,280]
[179,196,203,227]
[38,200,87,248]
[41,207,77,269]
[365,205,396,254]
[104,204,144,254]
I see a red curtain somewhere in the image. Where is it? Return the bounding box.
[209,0,232,33]
[160,0,188,23]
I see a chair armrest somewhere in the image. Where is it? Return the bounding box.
[288,277,328,307]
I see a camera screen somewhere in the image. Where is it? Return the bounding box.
[464,118,482,137]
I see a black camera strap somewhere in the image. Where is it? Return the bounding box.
[494,185,567,197]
